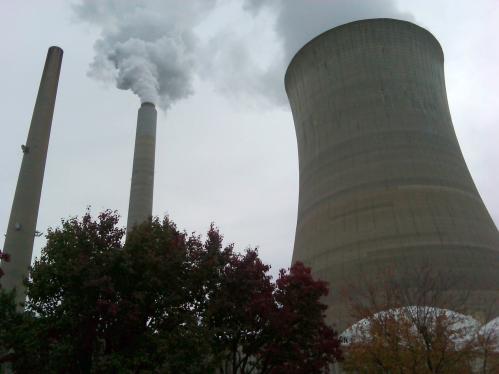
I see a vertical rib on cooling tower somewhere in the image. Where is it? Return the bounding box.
[285,19,499,329]
[0,46,63,308]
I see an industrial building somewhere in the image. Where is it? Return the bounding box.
[0,47,158,308]
[2,18,498,337]
[0,46,63,307]
[285,18,499,329]
[127,102,157,234]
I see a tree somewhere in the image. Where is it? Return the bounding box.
[0,249,20,366]
[474,319,499,374]
[0,211,342,373]
[259,262,342,373]
[341,263,494,373]
[207,255,342,373]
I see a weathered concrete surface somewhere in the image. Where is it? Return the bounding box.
[127,102,157,233]
[285,19,499,330]
[0,47,63,307]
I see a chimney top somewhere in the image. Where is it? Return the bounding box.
[48,46,64,55]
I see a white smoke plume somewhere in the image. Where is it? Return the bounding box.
[236,0,414,104]
[73,0,413,110]
[245,0,413,63]
[73,0,217,110]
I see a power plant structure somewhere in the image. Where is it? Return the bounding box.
[0,46,63,308]
[126,102,157,233]
[285,18,499,330]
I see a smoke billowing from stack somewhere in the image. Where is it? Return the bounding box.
[1,47,63,307]
[285,19,499,330]
[126,102,157,233]
[75,1,413,108]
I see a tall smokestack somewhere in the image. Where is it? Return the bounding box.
[1,46,63,307]
[285,19,499,329]
[127,102,157,233]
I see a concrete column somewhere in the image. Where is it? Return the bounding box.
[126,102,157,233]
[0,46,63,307]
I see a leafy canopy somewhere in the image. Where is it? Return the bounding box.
[0,211,341,373]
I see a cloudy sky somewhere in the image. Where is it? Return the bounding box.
[1,0,498,276]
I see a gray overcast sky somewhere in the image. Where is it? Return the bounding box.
[1,0,498,277]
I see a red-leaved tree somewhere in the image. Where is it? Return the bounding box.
[206,254,343,373]
[0,211,342,373]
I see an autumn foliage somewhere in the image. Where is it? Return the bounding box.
[341,265,499,373]
[0,211,341,373]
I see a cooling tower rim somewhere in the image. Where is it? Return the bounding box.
[141,101,156,108]
[284,18,443,86]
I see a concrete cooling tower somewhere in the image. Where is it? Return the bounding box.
[127,102,157,233]
[285,19,499,329]
[1,46,63,307]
